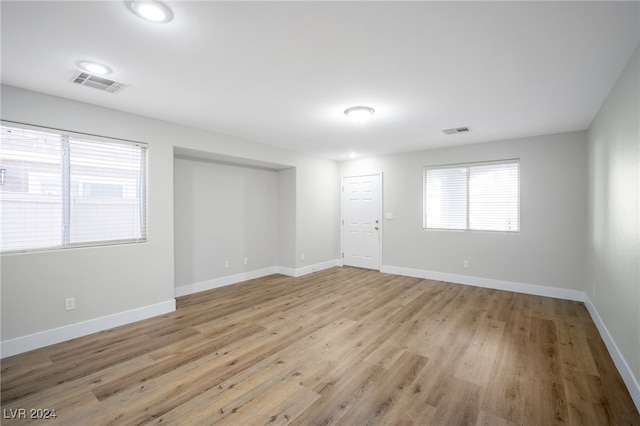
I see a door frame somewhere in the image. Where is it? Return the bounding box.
[340,172,383,270]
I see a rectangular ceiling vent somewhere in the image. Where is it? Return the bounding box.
[71,71,126,93]
[443,127,470,135]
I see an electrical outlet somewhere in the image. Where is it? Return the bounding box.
[65,297,75,311]
[243,257,248,265]
[301,253,305,261]
[463,260,470,269]
[224,260,230,268]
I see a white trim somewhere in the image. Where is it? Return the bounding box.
[175,260,341,297]
[3,264,638,413]
[584,295,640,412]
[279,259,341,278]
[174,267,278,297]
[275,266,297,277]
[380,265,585,301]
[0,299,175,359]
[381,264,640,411]
[0,260,341,358]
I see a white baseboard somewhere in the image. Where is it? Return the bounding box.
[8,262,636,414]
[175,266,279,297]
[380,265,585,301]
[381,264,639,412]
[175,260,341,297]
[0,299,176,359]
[584,295,640,412]
[1,260,342,358]
[279,259,341,278]
[275,265,297,277]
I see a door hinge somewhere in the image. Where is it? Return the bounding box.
[341,252,344,258]
[341,219,344,225]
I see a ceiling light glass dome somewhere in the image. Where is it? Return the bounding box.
[344,106,374,123]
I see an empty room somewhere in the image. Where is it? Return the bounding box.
[1,1,639,425]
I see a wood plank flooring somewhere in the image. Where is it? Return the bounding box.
[1,267,638,425]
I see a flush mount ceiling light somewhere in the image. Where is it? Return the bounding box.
[130,0,173,23]
[344,106,375,124]
[78,61,112,75]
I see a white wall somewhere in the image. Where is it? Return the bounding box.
[336,45,640,407]
[586,46,639,397]
[339,131,588,292]
[295,158,342,270]
[174,158,280,289]
[278,167,297,269]
[1,88,176,347]
[0,85,339,355]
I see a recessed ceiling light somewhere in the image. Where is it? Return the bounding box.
[348,152,357,159]
[78,61,112,75]
[130,1,173,23]
[344,106,374,124]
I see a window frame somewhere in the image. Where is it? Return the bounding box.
[423,159,520,233]
[0,121,148,254]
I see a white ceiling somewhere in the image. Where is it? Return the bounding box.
[1,1,639,161]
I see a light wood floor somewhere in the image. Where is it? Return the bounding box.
[1,267,638,425]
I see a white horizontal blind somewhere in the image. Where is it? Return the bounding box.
[0,123,147,253]
[424,159,519,232]
[425,167,467,230]
[469,162,519,231]
[0,126,63,251]
[69,137,147,245]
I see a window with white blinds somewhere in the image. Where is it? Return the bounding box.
[424,160,519,232]
[0,123,147,253]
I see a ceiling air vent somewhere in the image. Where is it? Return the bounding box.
[443,127,470,135]
[71,71,126,93]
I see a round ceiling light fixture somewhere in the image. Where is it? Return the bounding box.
[130,0,173,23]
[78,61,112,75]
[344,106,374,124]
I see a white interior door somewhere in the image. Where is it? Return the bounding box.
[342,174,382,270]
